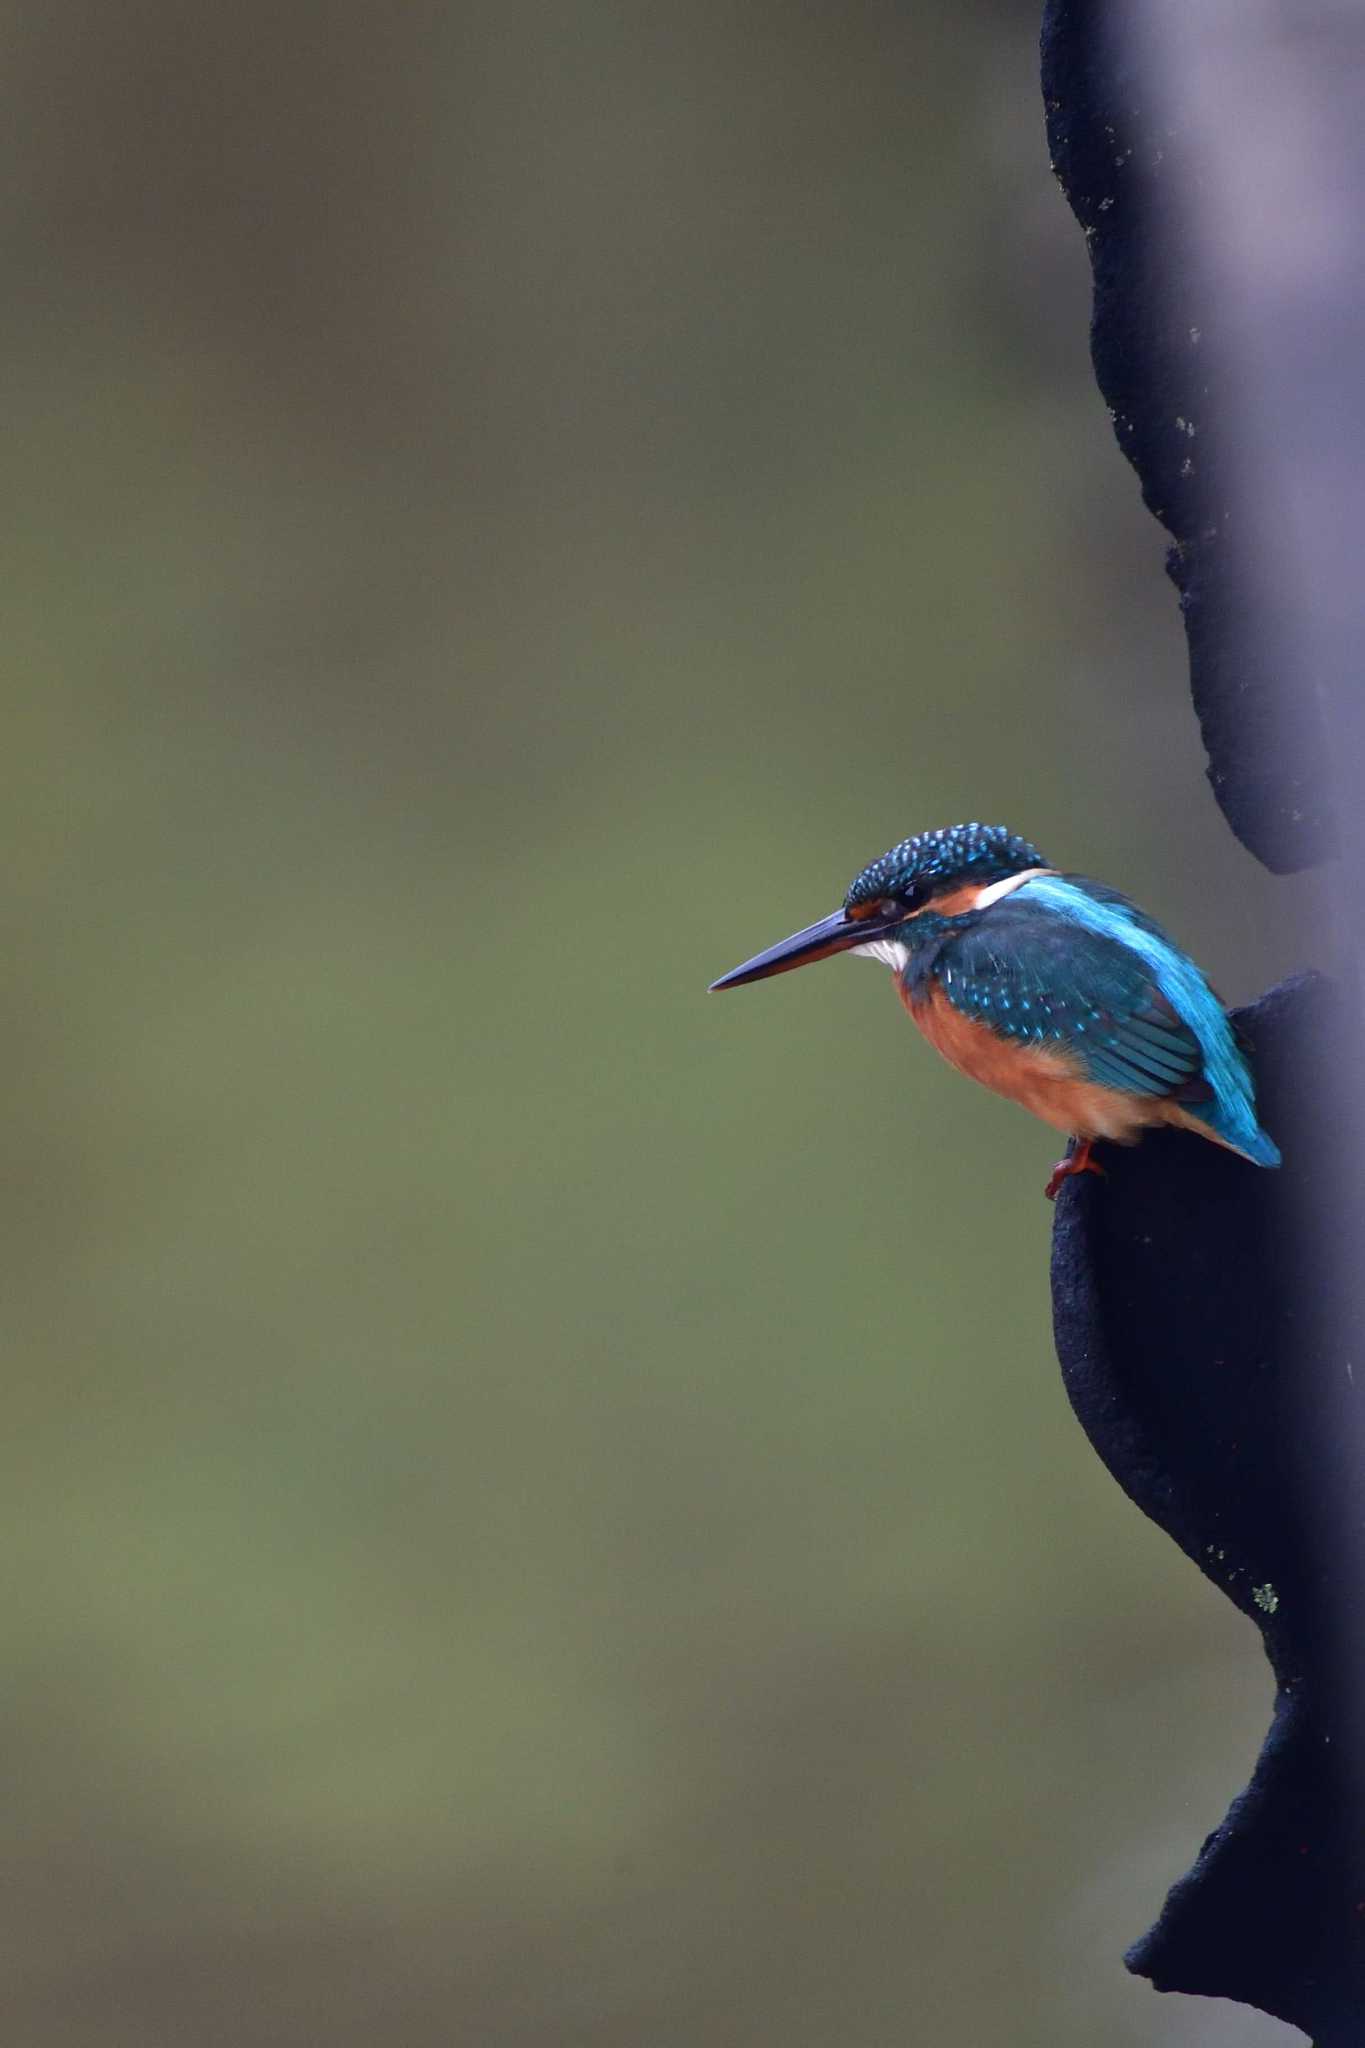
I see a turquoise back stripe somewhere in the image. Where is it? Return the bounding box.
[1019,876,1281,1165]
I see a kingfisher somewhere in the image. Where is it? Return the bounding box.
[709,822,1280,1198]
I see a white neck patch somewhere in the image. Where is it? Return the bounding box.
[971,866,1053,908]
[848,869,1052,974]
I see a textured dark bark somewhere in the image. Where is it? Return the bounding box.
[1041,0,1334,873]
[1053,975,1365,2042]
[1042,2,1365,2039]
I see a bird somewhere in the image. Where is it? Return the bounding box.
[709,822,1280,1198]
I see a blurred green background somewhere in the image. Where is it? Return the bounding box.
[1,4,1316,2043]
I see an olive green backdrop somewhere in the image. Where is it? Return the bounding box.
[3,4,1312,2042]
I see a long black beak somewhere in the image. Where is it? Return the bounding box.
[709,906,901,991]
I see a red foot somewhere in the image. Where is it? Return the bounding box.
[1044,1137,1107,1202]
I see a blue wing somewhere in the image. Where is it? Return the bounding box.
[927,874,1279,1165]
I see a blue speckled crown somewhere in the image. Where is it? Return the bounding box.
[844,823,1046,907]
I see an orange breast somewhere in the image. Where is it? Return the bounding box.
[901,982,1161,1143]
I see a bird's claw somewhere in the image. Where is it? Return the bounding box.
[1045,1139,1107,1202]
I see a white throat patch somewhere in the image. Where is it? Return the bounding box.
[852,937,911,972]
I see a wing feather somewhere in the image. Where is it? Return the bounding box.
[937,892,1204,1101]
[932,874,1279,1165]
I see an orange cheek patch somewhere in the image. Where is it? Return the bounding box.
[922,883,982,916]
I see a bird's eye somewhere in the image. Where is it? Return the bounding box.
[848,891,918,923]
[892,883,936,915]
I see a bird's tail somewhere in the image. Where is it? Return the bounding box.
[1165,1102,1281,1168]
[1232,1125,1282,1169]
